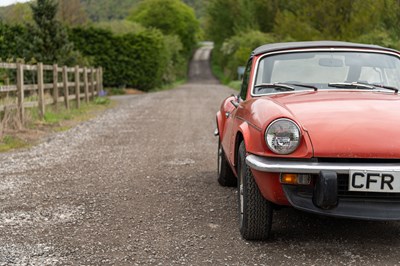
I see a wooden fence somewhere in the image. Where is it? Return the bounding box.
[0,62,103,124]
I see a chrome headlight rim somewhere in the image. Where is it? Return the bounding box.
[265,118,302,155]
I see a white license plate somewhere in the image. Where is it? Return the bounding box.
[349,170,400,193]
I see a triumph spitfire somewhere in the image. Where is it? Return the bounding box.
[215,41,400,240]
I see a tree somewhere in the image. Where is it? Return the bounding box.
[2,3,33,25]
[93,20,145,35]
[221,30,276,79]
[205,0,239,46]
[128,0,200,56]
[58,0,88,26]
[28,0,73,64]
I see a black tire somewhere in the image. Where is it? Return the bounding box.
[217,139,237,187]
[237,141,273,240]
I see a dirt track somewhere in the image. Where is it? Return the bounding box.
[1,44,400,265]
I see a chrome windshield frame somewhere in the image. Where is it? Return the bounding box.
[250,48,400,97]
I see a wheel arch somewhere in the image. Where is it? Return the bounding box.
[235,132,244,171]
[234,120,263,170]
[216,111,223,139]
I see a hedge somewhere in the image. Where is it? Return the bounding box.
[70,27,173,91]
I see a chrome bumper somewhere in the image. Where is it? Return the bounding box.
[246,154,400,220]
[246,154,400,174]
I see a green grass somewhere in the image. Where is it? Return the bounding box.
[0,135,29,152]
[227,80,242,91]
[94,97,111,105]
[210,57,243,91]
[43,98,111,125]
[211,62,231,85]
[0,96,113,152]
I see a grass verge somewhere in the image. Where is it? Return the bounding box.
[0,97,113,152]
[0,135,29,152]
[211,56,242,91]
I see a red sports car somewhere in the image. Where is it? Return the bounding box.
[215,41,400,240]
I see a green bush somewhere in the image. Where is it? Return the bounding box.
[128,0,199,57]
[93,20,145,35]
[163,34,185,83]
[70,27,172,91]
[0,22,28,60]
[219,30,276,80]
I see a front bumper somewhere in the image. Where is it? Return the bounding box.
[246,154,400,221]
[246,154,400,174]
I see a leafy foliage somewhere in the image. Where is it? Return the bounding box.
[58,0,88,26]
[0,22,28,60]
[27,0,74,65]
[0,3,33,25]
[80,0,140,22]
[0,0,204,92]
[220,31,276,79]
[207,0,400,82]
[70,27,176,91]
[128,0,200,56]
[93,20,145,35]
[0,0,207,23]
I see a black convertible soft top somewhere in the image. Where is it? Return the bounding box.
[251,41,399,56]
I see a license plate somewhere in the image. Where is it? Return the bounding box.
[349,170,400,193]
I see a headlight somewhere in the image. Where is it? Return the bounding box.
[265,118,301,155]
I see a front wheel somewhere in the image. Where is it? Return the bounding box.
[237,141,273,240]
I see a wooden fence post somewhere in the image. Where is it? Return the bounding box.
[99,67,103,91]
[90,68,95,100]
[53,64,59,110]
[63,66,69,110]
[96,68,101,95]
[75,65,80,108]
[84,67,89,103]
[37,62,45,119]
[16,62,24,125]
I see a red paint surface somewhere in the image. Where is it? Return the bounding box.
[217,48,400,206]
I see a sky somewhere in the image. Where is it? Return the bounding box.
[0,0,31,7]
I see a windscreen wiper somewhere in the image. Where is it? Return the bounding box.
[328,82,375,90]
[357,82,399,93]
[328,82,398,93]
[284,83,318,91]
[255,83,295,91]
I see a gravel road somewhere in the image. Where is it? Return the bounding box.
[1,44,400,265]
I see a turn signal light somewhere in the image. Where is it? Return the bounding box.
[280,174,312,185]
[281,174,297,184]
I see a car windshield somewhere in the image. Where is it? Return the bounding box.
[253,51,400,95]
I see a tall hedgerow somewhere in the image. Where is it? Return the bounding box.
[0,22,28,60]
[70,27,172,91]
